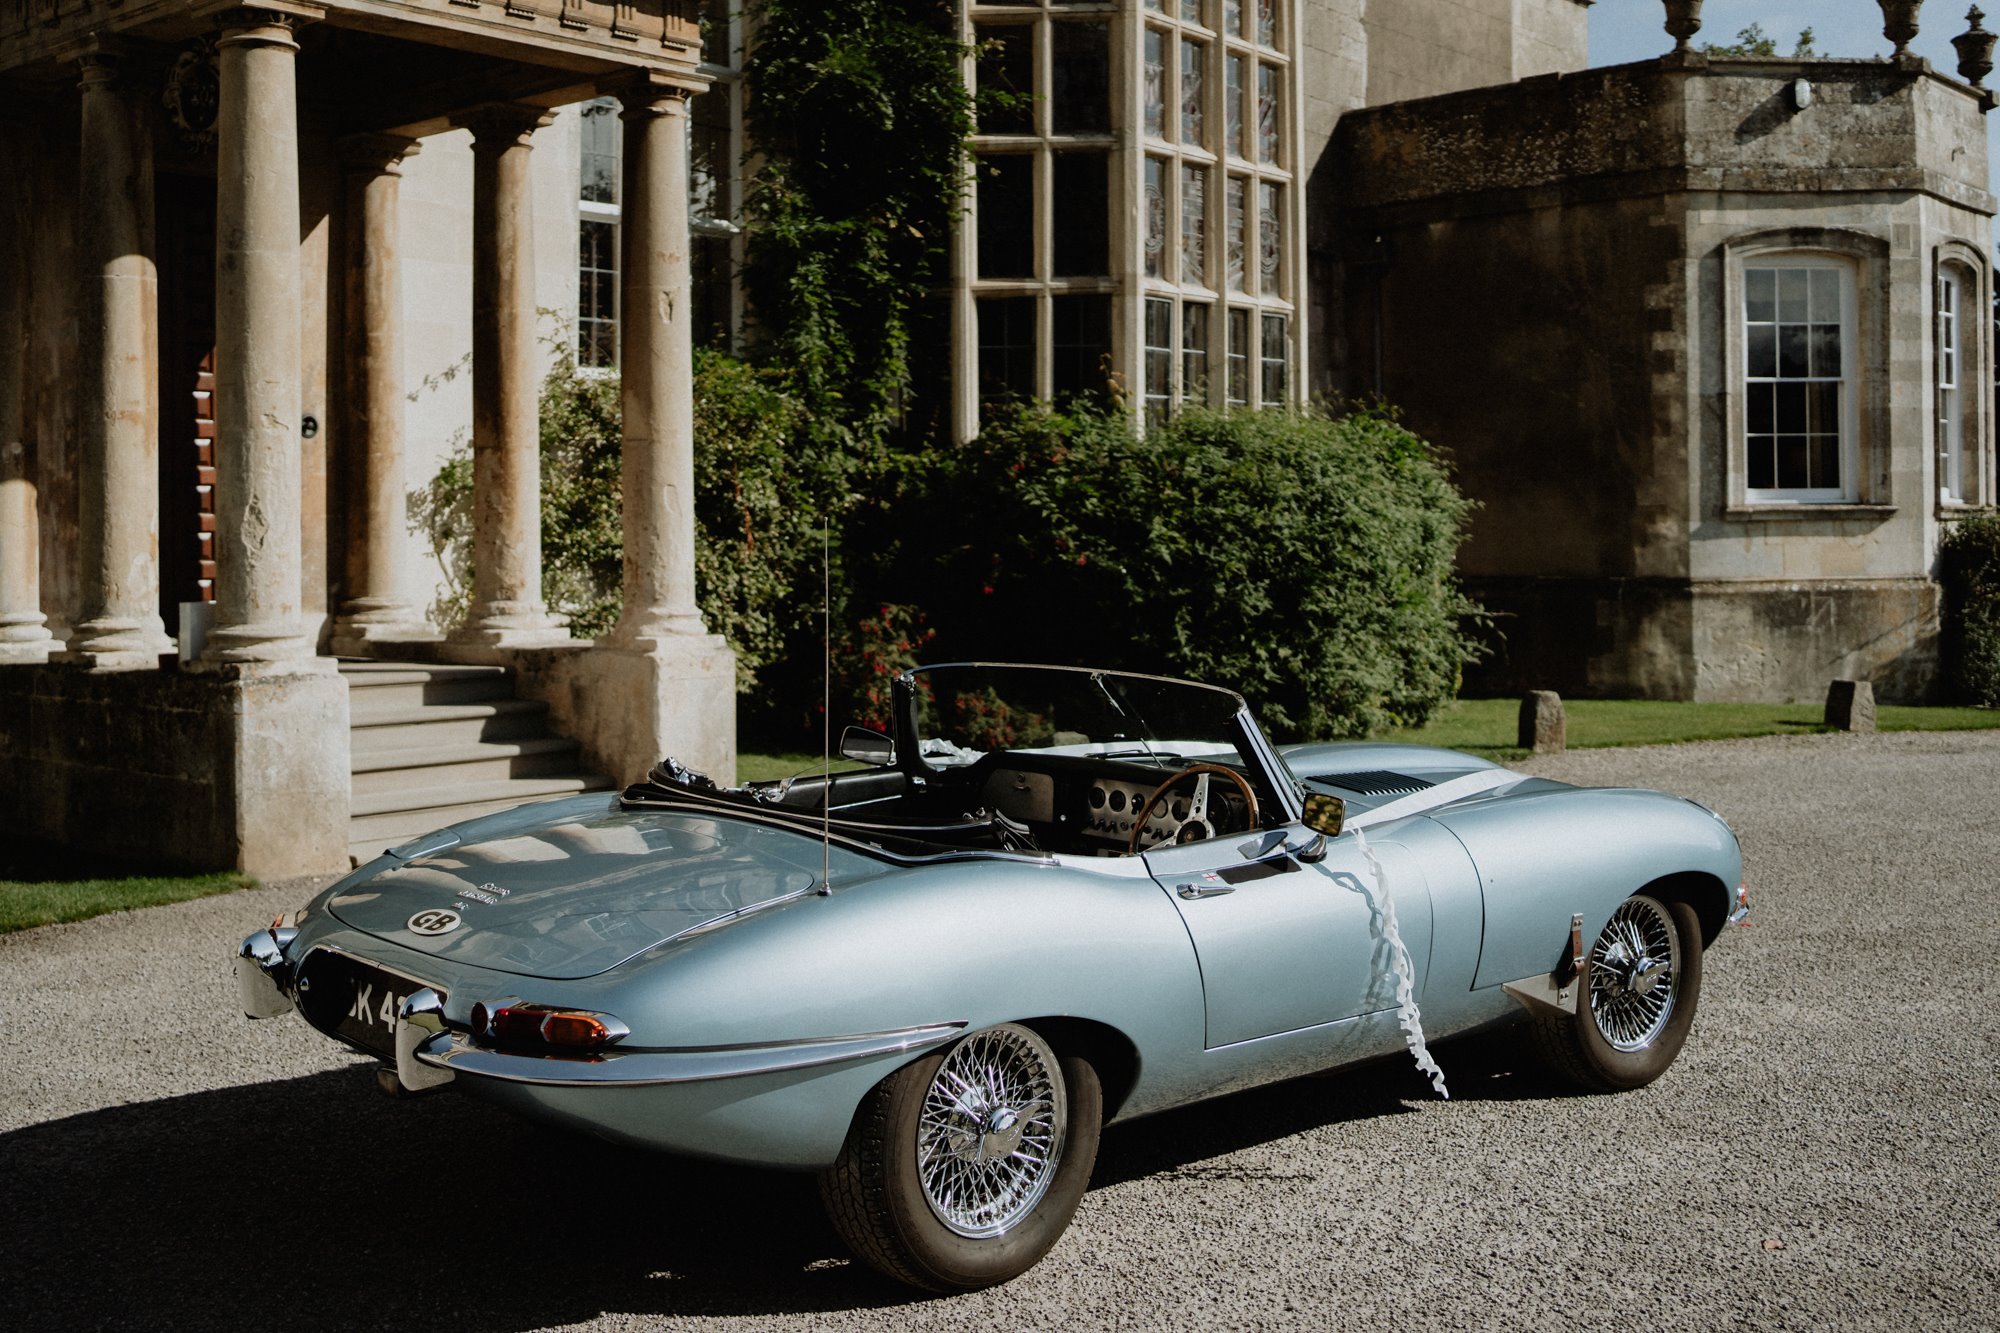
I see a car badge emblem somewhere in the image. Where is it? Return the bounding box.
[407,908,462,936]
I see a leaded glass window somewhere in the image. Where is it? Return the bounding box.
[1144,157,1166,279]
[1225,55,1245,158]
[1256,0,1276,47]
[1226,308,1250,406]
[1261,314,1287,405]
[979,26,1034,135]
[1053,295,1112,399]
[1257,182,1281,295]
[1225,177,1247,294]
[1180,40,1205,144]
[1180,164,1206,285]
[1226,0,1243,39]
[1257,64,1279,164]
[1144,29,1166,139]
[978,297,1037,401]
[1052,23,1111,135]
[977,154,1034,279]
[1183,302,1210,403]
[1053,153,1109,277]
[1145,297,1174,424]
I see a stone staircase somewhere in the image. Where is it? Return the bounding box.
[341,661,616,865]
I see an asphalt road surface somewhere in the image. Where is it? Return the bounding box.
[2,731,1995,1331]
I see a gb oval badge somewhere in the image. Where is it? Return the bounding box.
[407,908,462,936]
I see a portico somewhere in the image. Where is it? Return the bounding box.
[0,0,735,875]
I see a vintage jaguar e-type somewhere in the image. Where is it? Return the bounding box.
[237,663,1746,1291]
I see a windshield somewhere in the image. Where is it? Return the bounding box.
[903,664,1250,770]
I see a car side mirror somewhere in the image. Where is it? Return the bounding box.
[1296,792,1346,864]
[839,725,896,767]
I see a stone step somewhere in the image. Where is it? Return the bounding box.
[349,698,553,750]
[351,736,586,796]
[347,779,620,865]
[338,661,515,709]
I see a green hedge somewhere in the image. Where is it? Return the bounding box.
[410,348,832,690]
[1940,514,2000,706]
[864,402,1485,741]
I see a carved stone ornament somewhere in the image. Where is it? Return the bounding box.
[1879,0,1924,55]
[1954,6,1996,85]
[162,36,221,148]
[1663,0,1704,53]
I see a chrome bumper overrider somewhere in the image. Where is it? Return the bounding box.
[403,1020,969,1089]
[236,927,299,1019]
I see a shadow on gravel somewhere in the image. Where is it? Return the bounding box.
[0,1066,907,1329]
[0,1035,1582,1328]
[1091,1032,1579,1188]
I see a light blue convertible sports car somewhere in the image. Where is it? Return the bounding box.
[237,663,1747,1292]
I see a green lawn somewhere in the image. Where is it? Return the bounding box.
[1379,697,2000,762]
[0,874,254,934]
[737,752,868,784]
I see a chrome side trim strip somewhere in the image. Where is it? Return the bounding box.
[416,1020,969,1088]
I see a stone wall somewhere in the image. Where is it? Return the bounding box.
[0,663,350,875]
[1336,58,1995,702]
[1358,0,1586,106]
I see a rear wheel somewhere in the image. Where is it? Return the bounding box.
[819,1023,1101,1292]
[1530,893,1703,1092]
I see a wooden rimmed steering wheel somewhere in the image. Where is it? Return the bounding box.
[1126,764,1260,854]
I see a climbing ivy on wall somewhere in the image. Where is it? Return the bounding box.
[742,0,978,446]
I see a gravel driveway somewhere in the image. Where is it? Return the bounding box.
[2,731,1995,1331]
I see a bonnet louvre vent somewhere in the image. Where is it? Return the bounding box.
[1312,770,1435,797]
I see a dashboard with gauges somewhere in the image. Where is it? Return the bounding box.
[952,752,1256,854]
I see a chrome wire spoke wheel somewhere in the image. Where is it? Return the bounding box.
[1587,895,1682,1052]
[915,1024,1067,1239]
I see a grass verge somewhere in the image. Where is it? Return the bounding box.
[1381,698,2000,762]
[0,869,255,934]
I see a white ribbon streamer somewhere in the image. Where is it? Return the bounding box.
[1351,827,1450,1100]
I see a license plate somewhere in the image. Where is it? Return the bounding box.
[297,950,443,1060]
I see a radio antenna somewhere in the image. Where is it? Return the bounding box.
[820,510,832,894]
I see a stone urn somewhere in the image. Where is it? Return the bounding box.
[1879,0,1924,55]
[1955,6,1997,85]
[1663,0,1704,52]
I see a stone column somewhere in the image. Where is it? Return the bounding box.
[0,120,53,663]
[558,78,736,789]
[61,52,172,669]
[332,133,425,655]
[607,85,706,645]
[451,103,567,649]
[200,11,312,667]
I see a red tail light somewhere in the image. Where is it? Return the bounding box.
[481,1003,627,1051]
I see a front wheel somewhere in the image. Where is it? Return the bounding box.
[818,1023,1102,1292]
[1529,893,1704,1092]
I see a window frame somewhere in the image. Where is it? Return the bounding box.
[1721,230,1890,514]
[1934,246,1990,510]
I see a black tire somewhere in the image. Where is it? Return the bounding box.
[818,1023,1102,1293]
[1529,893,1704,1092]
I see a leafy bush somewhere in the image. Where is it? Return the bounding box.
[1940,514,2000,706]
[743,0,978,444]
[409,347,830,690]
[866,402,1485,740]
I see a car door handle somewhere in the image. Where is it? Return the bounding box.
[1176,882,1235,900]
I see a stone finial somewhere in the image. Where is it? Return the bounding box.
[1879,0,1925,56]
[1824,679,1877,733]
[1954,6,1997,85]
[1519,690,1566,754]
[1663,0,1704,54]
